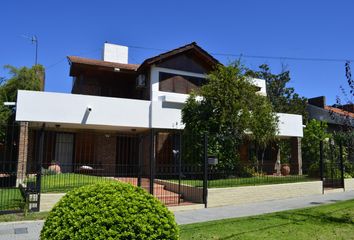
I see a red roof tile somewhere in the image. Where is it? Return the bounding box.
[325,106,354,118]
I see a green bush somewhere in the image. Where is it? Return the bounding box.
[308,162,347,179]
[41,167,57,176]
[40,182,179,240]
[308,163,320,178]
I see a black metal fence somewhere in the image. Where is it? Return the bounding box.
[22,129,208,208]
[207,161,315,188]
[319,139,347,189]
[0,123,26,214]
[1,124,350,215]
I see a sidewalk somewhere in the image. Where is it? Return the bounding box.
[175,190,354,224]
[0,190,353,240]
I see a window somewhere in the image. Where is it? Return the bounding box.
[159,72,205,94]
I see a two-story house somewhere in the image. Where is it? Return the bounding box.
[14,42,304,185]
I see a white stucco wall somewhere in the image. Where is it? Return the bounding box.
[102,43,128,64]
[250,78,267,96]
[16,86,303,137]
[277,113,303,137]
[16,90,150,129]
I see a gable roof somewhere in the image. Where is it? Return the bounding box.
[137,42,220,71]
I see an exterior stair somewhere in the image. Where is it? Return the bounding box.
[116,177,183,206]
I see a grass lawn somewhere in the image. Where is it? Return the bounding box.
[180,199,354,240]
[171,175,314,188]
[39,173,115,193]
[0,188,24,211]
[0,211,49,222]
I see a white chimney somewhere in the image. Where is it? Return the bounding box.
[102,43,128,64]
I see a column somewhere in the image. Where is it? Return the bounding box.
[291,137,303,175]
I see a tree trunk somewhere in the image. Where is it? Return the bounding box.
[261,148,265,173]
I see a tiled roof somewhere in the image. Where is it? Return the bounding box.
[67,56,139,71]
[325,106,354,118]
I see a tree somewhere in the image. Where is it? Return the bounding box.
[248,93,278,171]
[329,61,354,168]
[182,63,278,172]
[0,64,44,140]
[302,119,331,167]
[247,64,308,122]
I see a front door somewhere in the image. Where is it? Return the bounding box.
[55,133,74,173]
[116,135,139,176]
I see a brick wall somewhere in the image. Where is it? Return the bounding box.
[26,129,35,172]
[16,122,29,185]
[95,134,116,176]
[291,137,302,175]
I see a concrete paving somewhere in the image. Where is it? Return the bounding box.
[0,220,44,240]
[0,190,353,240]
[175,190,354,224]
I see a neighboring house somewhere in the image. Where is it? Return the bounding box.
[14,42,304,183]
[307,96,354,169]
[307,96,354,132]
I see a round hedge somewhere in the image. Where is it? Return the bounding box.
[40,181,179,240]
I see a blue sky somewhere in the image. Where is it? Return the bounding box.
[1,0,353,104]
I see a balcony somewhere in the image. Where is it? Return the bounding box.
[16,90,151,130]
[16,90,303,137]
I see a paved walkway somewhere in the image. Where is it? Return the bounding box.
[175,190,354,224]
[0,220,43,240]
[0,190,353,240]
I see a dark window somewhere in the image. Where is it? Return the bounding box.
[159,72,205,94]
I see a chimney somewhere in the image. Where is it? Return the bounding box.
[102,43,128,64]
[308,96,326,108]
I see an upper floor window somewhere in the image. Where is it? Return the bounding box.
[159,72,205,94]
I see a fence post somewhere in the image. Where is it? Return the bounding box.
[138,135,142,187]
[35,124,45,212]
[319,140,324,193]
[339,140,345,190]
[149,129,155,195]
[178,133,182,205]
[203,134,208,208]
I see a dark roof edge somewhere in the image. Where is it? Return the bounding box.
[137,42,220,71]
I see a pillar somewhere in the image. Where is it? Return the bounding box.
[291,137,303,175]
[16,122,29,186]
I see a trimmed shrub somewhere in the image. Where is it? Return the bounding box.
[40,181,179,240]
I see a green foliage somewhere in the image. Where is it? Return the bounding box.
[0,64,44,140]
[247,64,308,122]
[308,163,320,178]
[182,63,277,170]
[40,181,179,240]
[302,119,331,166]
[278,139,292,164]
[41,167,57,176]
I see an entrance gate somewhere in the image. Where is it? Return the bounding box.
[320,140,345,189]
